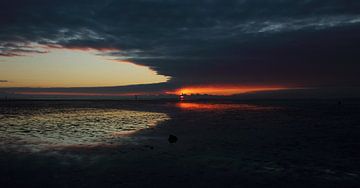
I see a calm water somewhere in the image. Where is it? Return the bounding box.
[0,107,169,152]
[0,101,275,152]
[0,100,359,187]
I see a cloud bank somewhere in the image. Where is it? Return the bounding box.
[1,0,360,95]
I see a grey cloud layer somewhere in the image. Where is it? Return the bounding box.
[1,0,360,90]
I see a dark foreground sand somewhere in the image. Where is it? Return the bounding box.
[0,100,359,187]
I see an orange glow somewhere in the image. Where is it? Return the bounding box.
[169,86,286,96]
[0,47,169,88]
[176,102,278,111]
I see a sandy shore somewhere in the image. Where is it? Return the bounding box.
[0,100,359,187]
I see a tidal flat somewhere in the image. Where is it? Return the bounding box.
[0,100,359,187]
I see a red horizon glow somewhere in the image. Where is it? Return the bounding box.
[12,85,287,97]
[168,85,286,96]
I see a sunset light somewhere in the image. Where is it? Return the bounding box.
[0,1,359,187]
[0,47,168,88]
[170,86,285,96]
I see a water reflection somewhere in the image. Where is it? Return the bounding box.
[176,102,276,111]
[0,108,169,152]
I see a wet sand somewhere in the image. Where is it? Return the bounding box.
[0,100,359,187]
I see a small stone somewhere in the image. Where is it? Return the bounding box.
[144,145,154,150]
[168,134,178,143]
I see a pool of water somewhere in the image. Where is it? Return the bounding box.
[0,108,170,152]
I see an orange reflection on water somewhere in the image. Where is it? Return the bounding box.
[176,102,276,111]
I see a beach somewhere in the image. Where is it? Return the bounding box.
[0,100,359,187]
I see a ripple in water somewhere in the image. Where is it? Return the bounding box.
[0,108,170,152]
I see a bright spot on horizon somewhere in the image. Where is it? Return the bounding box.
[0,48,169,88]
[170,86,285,96]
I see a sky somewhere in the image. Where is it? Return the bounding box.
[0,48,168,87]
[0,0,360,96]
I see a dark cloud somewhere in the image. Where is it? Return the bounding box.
[0,80,9,83]
[1,0,360,92]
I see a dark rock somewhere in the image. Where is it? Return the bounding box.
[144,145,154,150]
[168,134,178,143]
